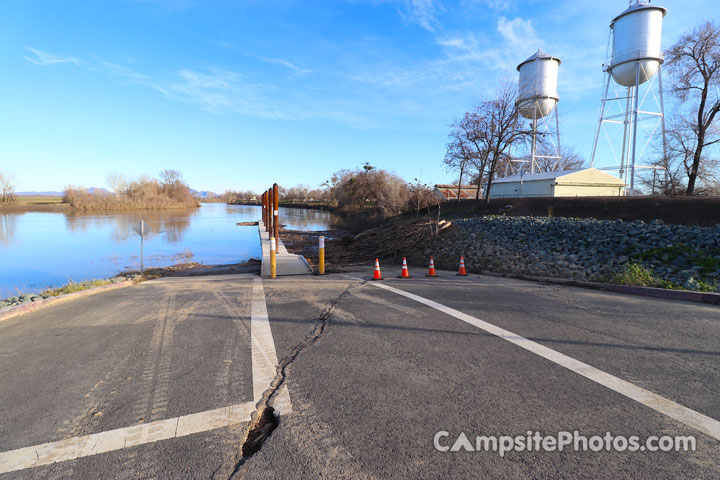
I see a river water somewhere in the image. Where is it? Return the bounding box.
[0,204,337,296]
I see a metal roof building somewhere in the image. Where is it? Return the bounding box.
[485,168,626,199]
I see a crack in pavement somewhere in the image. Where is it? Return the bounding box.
[214,278,366,479]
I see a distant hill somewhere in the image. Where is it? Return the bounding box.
[16,187,110,197]
[15,191,63,196]
[190,189,219,198]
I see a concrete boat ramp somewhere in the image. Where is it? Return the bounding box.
[258,221,312,277]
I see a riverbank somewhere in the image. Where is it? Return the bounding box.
[0,196,70,213]
[0,260,261,313]
[0,275,139,311]
[0,199,200,213]
[281,215,720,293]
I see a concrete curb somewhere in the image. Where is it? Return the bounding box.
[0,281,134,323]
[480,271,720,306]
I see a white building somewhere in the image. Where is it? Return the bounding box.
[485,168,626,199]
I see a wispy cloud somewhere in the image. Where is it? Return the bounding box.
[461,0,511,11]
[261,58,313,75]
[24,47,80,66]
[497,16,540,47]
[399,0,439,32]
[164,68,286,118]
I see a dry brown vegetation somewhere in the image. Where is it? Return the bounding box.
[0,171,15,205]
[64,170,198,210]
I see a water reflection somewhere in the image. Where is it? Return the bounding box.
[0,204,338,295]
[277,207,337,231]
[0,214,19,246]
[64,209,196,244]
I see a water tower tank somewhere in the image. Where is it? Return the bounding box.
[609,1,667,87]
[516,49,561,120]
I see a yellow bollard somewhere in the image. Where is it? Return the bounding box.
[270,236,277,279]
[318,236,325,275]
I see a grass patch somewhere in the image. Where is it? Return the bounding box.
[696,279,718,293]
[631,244,720,274]
[15,196,64,205]
[42,279,114,297]
[612,261,717,291]
[612,262,660,287]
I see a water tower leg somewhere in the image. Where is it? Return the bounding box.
[630,62,641,192]
[531,114,537,174]
[554,105,561,170]
[620,86,633,182]
[658,66,669,193]
[590,72,612,168]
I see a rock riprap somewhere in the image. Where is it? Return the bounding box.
[430,216,720,291]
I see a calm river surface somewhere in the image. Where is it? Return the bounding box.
[0,204,337,296]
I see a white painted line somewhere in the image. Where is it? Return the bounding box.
[0,401,255,475]
[251,277,292,414]
[367,280,720,442]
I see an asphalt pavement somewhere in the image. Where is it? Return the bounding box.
[0,268,718,479]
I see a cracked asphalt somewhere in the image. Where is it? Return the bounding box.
[241,270,720,479]
[1,269,719,479]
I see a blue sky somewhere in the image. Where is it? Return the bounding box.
[1,0,718,193]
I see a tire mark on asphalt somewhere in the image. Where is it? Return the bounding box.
[44,301,159,480]
[212,283,255,471]
[118,290,206,479]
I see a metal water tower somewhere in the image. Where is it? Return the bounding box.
[591,0,668,192]
[516,49,562,173]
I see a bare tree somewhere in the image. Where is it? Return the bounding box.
[158,169,193,202]
[105,171,127,199]
[0,171,16,204]
[443,127,472,201]
[330,163,409,217]
[665,21,720,195]
[535,145,585,173]
[478,83,528,203]
[445,111,492,200]
[159,169,184,186]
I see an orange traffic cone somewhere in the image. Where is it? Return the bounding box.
[372,258,383,281]
[457,256,468,276]
[426,257,437,277]
[400,257,411,278]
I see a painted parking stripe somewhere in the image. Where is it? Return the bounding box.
[367,280,720,441]
[0,401,256,475]
[251,277,292,414]
[0,275,292,474]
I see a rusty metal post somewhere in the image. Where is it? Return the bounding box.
[265,191,269,229]
[263,192,268,232]
[273,183,279,245]
[262,192,266,228]
[267,189,273,238]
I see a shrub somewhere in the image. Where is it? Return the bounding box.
[612,262,660,287]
